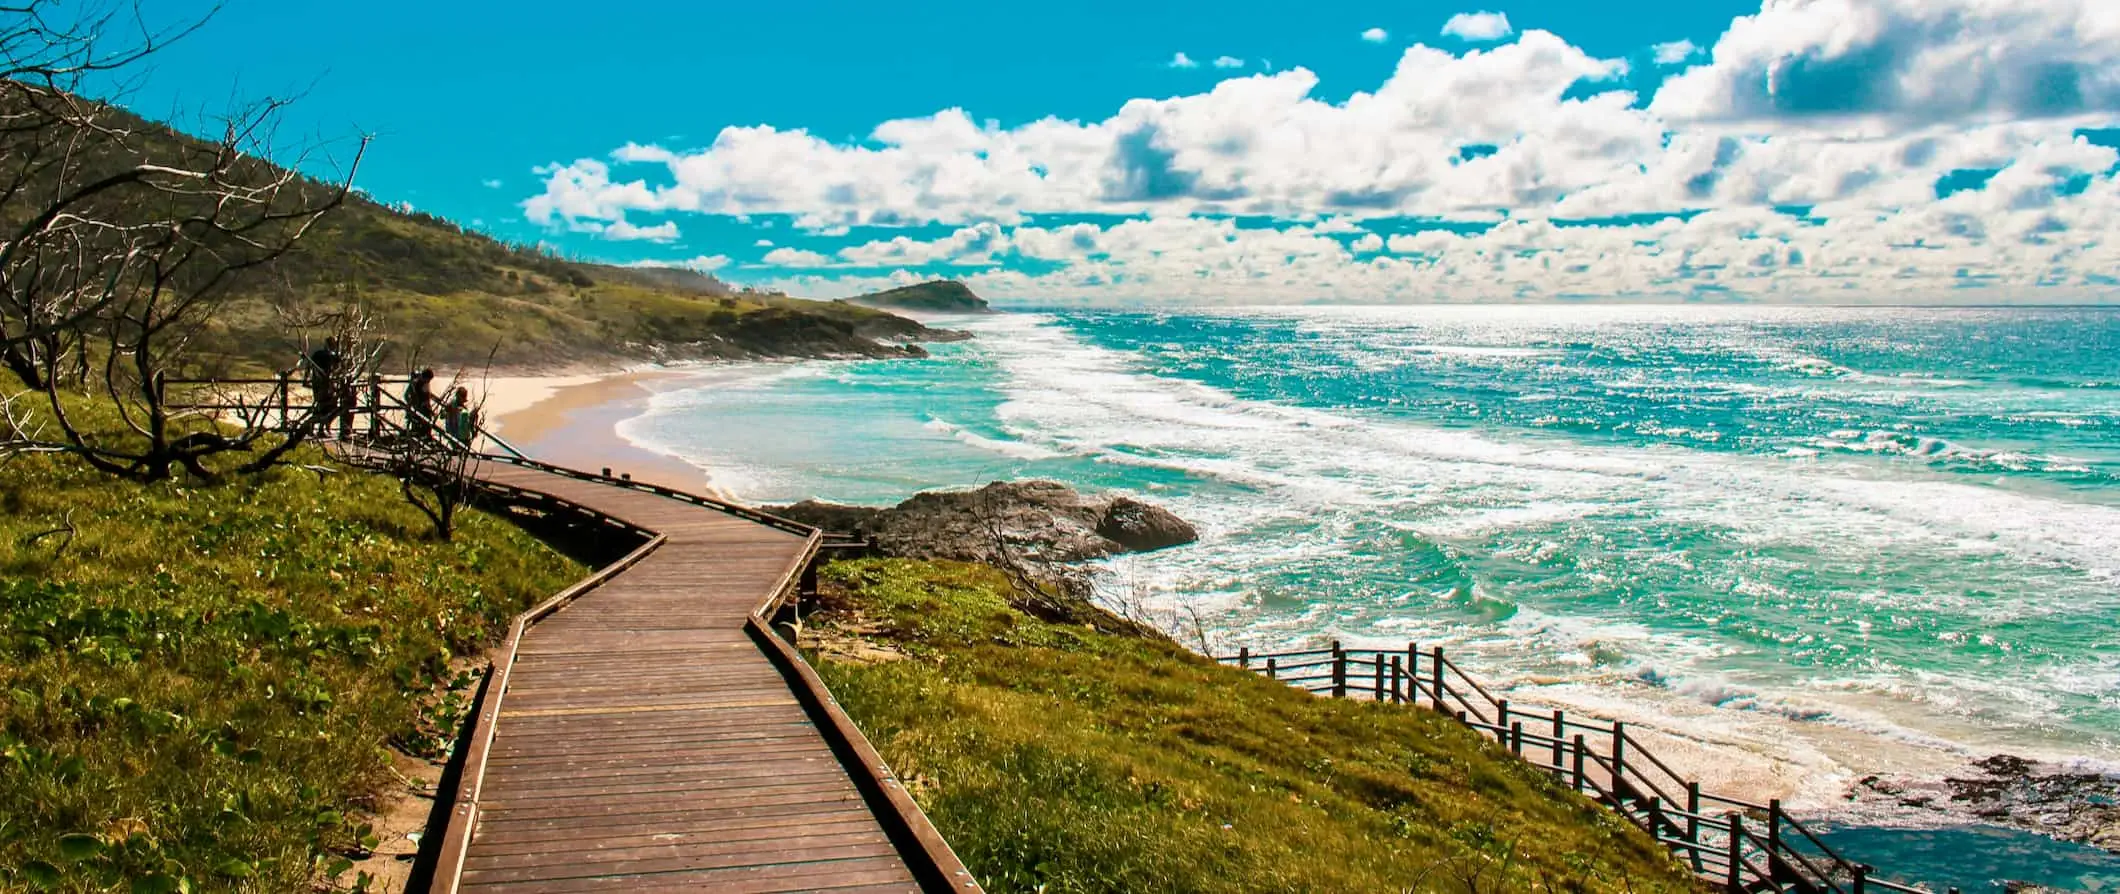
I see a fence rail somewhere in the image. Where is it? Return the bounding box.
[1221,643,1945,894]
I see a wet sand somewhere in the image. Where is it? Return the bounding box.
[482,369,729,497]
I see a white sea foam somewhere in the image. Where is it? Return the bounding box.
[616,307,2120,808]
[924,417,1070,461]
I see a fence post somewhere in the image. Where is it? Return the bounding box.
[1431,646,1447,711]
[1571,735,1586,791]
[1552,711,1565,766]
[1611,722,1628,793]
[1389,656,1404,703]
[1331,641,1346,699]
[1496,699,1510,736]
[1372,656,1385,701]
[1406,642,1419,701]
[1852,865,1868,894]
[365,374,381,438]
[1509,721,1523,756]
[1687,781,1703,871]
[1766,799,1783,881]
[275,372,290,429]
[1647,796,1664,841]
[1727,814,1744,892]
[1239,646,1250,668]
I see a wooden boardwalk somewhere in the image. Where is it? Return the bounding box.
[433,459,979,893]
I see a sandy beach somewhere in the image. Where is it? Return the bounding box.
[478,368,729,497]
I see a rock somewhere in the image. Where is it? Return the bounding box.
[1849,754,2120,856]
[771,500,884,534]
[768,480,1197,570]
[1097,497,1198,552]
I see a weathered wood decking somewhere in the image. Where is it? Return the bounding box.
[432,459,979,893]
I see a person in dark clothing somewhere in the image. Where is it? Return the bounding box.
[306,338,342,432]
[402,368,437,440]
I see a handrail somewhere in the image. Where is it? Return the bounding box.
[1217,642,1936,893]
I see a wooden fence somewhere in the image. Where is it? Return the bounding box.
[1220,644,1954,894]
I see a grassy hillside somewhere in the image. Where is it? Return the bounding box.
[0,407,582,892]
[805,559,1696,893]
[4,91,957,374]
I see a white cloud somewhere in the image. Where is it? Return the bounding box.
[481,178,504,189]
[601,219,680,242]
[1213,56,1245,69]
[1442,11,1514,42]
[754,238,774,247]
[1652,0,2120,127]
[526,2,2120,302]
[838,222,1009,266]
[1362,28,1389,44]
[761,247,832,266]
[1651,39,1699,66]
[1168,52,1198,69]
[627,254,730,272]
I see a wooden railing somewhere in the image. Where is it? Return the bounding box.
[1219,644,1947,894]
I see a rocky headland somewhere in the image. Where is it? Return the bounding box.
[1850,754,2120,855]
[769,480,1197,602]
[840,280,992,314]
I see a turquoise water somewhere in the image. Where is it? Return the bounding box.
[620,305,2120,875]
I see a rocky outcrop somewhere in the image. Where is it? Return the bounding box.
[770,480,1196,567]
[842,280,992,314]
[1850,754,2120,855]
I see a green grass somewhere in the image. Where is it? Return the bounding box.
[808,558,1698,893]
[0,432,582,891]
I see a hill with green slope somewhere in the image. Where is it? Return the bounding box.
[7,91,963,373]
[844,280,993,314]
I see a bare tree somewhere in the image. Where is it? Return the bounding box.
[380,371,486,541]
[0,1,370,480]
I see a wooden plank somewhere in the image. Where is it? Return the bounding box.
[459,856,918,893]
[430,457,976,893]
[460,841,901,887]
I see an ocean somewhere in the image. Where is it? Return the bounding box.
[615,304,2120,889]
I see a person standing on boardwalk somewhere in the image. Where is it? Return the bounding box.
[402,368,437,441]
[441,386,479,447]
[305,338,344,436]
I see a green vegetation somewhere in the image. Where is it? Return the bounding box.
[190,200,951,371]
[0,408,582,892]
[842,280,992,314]
[3,93,951,376]
[808,558,1696,893]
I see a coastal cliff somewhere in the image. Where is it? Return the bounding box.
[32,98,967,372]
[841,280,993,314]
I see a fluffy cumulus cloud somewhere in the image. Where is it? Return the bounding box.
[1653,0,2120,126]
[1651,39,1699,66]
[1362,28,1388,44]
[1213,56,1245,69]
[527,0,2120,302]
[1168,52,1199,69]
[1442,11,1515,42]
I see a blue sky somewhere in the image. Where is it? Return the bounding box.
[101,0,2120,303]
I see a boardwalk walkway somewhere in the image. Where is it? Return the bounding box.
[432,459,978,893]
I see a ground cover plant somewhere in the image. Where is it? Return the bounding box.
[807,558,1699,893]
[0,415,580,892]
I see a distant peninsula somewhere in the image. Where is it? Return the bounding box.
[842,280,992,314]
